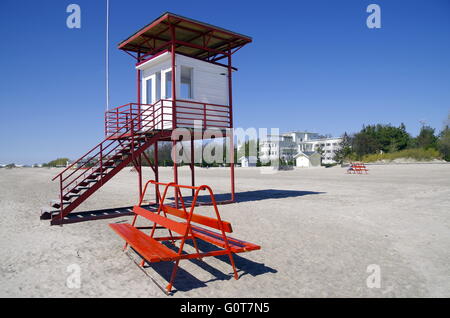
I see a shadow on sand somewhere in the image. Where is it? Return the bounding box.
[169,188,325,204]
[134,239,277,295]
[58,189,324,224]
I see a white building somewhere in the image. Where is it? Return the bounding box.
[239,156,257,167]
[258,135,275,163]
[259,131,342,165]
[298,137,342,164]
[295,151,321,168]
[281,131,320,143]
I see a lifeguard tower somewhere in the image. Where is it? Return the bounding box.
[41,12,252,225]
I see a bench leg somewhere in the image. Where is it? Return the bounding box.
[167,259,181,292]
[227,252,239,280]
[190,228,203,260]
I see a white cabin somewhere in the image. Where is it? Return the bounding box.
[295,151,321,168]
[136,52,231,131]
[239,156,257,167]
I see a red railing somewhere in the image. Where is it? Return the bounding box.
[175,99,231,129]
[51,101,171,220]
[50,99,232,220]
[104,101,173,136]
[105,99,231,136]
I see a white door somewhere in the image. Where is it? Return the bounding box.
[142,75,158,131]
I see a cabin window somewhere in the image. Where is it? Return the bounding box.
[165,71,172,99]
[180,66,193,99]
[146,78,153,104]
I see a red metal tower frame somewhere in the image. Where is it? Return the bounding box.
[41,12,251,224]
[117,12,252,206]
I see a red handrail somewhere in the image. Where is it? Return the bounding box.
[53,100,166,181]
[58,113,168,194]
[105,99,232,134]
[51,97,233,215]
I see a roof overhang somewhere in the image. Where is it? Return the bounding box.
[118,12,252,61]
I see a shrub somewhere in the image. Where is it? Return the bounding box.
[362,148,441,162]
[43,158,70,167]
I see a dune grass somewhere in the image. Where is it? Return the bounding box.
[362,148,441,163]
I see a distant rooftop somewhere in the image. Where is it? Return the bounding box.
[282,131,318,135]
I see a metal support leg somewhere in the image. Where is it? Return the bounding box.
[173,140,179,208]
[167,259,180,292]
[138,155,143,199]
[154,141,159,204]
[190,135,195,197]
[230,133,235,202]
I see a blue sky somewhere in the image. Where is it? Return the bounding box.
[0,0,449,164]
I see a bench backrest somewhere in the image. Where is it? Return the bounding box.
[133,205,233,234]
[163,205,233,233]
[134,206,188,236]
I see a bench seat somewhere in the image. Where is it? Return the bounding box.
[190,224,261,253]
[109,223,179,262]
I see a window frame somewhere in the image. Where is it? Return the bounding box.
[180,65,194,100]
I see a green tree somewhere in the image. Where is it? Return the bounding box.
[351,130,379,157]
[316,144,325,160]
[414,125,438,150]
[351,123,411,157]
[43,158,70,167]
[333,132,353,163]
[438,125,450,161]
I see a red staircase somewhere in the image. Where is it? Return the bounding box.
[41,102,171,225]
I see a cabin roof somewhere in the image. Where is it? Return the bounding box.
[118,12,252,60]
[295,151,319,158]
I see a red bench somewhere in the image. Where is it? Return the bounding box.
[347,162,369,174]
[109,180,260,293]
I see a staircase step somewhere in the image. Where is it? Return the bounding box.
[86,171,107,179]
[120,147,135,153]
[40,207,59,220]
[69,185,89,194]
[91,167,108,174]
[120,146,137,152]
[63,193,80,200]
[42,130,163,224]
[51,200,71,209]
[79,179,97,187]
[93,172,108,176]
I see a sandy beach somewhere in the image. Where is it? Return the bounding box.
[0,164,449,297]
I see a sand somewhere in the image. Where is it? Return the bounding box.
[0,164,449,297]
